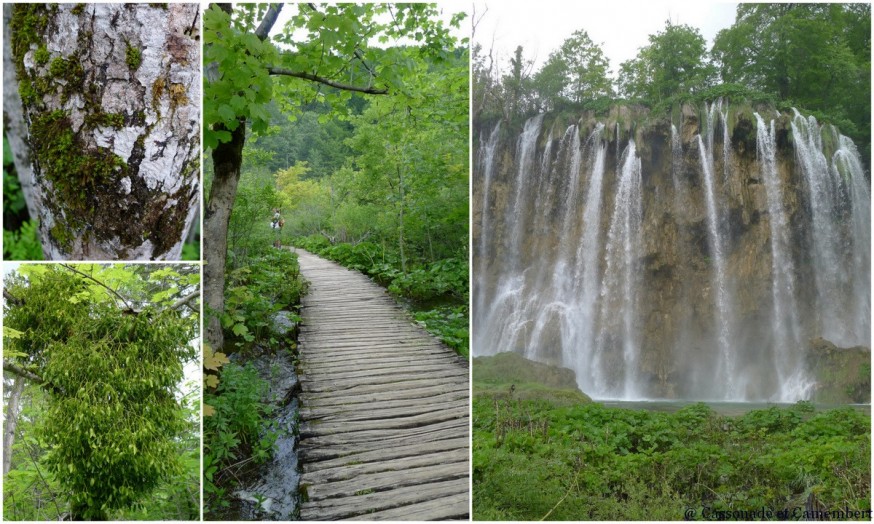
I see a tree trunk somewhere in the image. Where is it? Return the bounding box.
[3,376,26,476]
[3,6,38,222]
[7,4,200,260]
[204,124,246,351]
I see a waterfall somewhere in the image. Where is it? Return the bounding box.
[474,107,868,402]
[474,121,501,327]
[569,124,607,391]
[506,114,544,272]
[792,111,871,348]
[754,113,809,401]
[832,134,871,347]
[697,132,736,399]
[594,140,643,399]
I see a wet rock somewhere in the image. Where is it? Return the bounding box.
[271,310,297,338]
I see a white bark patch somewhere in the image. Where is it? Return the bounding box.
[63,93,87,132]
[47,9,79,56]
[133,8,168,93]
[93,125,144,161]
[22,49,35,71]
[141,127,183,192]
[101,81,144,114]
[119,177,132,195]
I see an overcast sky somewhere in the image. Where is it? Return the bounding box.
[473,1,738,79]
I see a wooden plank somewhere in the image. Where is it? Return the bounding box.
[302,460,469,502]
[365,492,470,521]
[300,405,468,438]
[302,437,470,473]
[299,478,469,521]
[302,448,469,485]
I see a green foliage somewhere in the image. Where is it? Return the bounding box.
[388,258,468,301]
[714,4,870,156]
[203,3,464,149]
[3,137,43,260]
[617,20,715,102]
[222,249,306,350]
[4,220,43,260]
[413,305,469,357]
[4,265,199,520]
[181,240,199,261]
[203,362,276,514]
[473,393,871,520]
[534,29,613,110]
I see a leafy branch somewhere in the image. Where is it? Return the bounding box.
[59,264,133,311]
[267,67,389,94]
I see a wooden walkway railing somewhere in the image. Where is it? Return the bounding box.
[293,248,469,520]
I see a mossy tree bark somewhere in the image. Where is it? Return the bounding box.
[7,3,200,260]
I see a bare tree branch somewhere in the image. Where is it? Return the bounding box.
[3,362,44,385]
[254,4,283,41]
[167,288,200,312]
[4,289,23,307]
[267,67,389,94]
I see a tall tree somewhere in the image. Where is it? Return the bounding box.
[712,4,870,146]
[532,29,613,109]
[5,4,200,260]
[203,3,463,350]
[617,20,714,102]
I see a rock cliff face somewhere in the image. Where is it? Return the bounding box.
[473,102,870,402]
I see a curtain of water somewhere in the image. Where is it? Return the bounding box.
[755,113,809,401]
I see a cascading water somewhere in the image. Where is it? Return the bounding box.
[473,121,501,326]
[594,141,643,399]
[754,113,808,400]
[791,111,871,348]
[696,131,736,399]
[474,106,870,402]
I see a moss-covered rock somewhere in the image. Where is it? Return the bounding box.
[473,352,591,405]
[807,338,870,404]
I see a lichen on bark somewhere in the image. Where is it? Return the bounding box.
[9,3,200,260]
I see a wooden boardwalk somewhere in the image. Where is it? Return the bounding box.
[292,248,470,521]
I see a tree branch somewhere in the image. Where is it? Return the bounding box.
[3,361,44,385]
[4,289,23,307]
[267,67,389,94]
[255,4,283,41]
[60,264,133,311]
[168,288,200,312]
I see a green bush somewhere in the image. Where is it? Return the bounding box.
[203,363,276,514]
[473,396,871,520]
[222,249,306,350]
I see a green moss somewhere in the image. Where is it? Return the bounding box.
[84,112,125,129]
[148,3,169,9]
[29,110,127,221]
[125,44,142,70]
[151,76,166,116]
[48,57,84,84]
[10,4,50,79]
[71,4,86,15]
[34,45,50,66]
[168,83,188,110]
[49,222,74,251]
